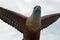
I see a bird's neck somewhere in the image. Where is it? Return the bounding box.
[31,13,40,21]
[26,13,41,31]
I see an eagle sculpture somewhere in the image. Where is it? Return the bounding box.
[0,5,60,40]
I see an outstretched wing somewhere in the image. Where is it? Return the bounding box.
[0,7,27,33]
[41,13,60,30]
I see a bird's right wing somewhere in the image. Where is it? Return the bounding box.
[0,7,27,33]
[41,13,60,30]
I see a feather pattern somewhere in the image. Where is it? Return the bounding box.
[0,7,27,33]
[41,13,60,30]
[0,6,60,40]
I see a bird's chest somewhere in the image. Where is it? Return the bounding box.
[26,18,41,31]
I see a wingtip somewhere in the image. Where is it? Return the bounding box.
[0,7,4,9]
[0,7,5,10]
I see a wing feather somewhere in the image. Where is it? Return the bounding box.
[41,13,60,30]
[0,7,27,33]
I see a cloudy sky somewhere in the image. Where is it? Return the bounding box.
[0,0,60,40]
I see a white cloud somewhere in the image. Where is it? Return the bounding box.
[24,0,37,3]
[51,0,60,3]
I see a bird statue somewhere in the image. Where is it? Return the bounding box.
[0,5,60,40]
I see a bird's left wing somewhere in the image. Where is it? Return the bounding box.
[0,7,27,33]
[41,13,60,30]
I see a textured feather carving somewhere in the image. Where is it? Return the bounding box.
[0,7,60,40]
[0,7,27,33]
[41,13,60,30]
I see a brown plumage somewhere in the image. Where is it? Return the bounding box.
[0,6,60,40]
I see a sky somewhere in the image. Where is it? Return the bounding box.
[0,0,60,40]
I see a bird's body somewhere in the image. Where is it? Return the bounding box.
[24,20,40,40]
[26,11,41,31]
[0,5,60,40]
[23,6,41,40]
